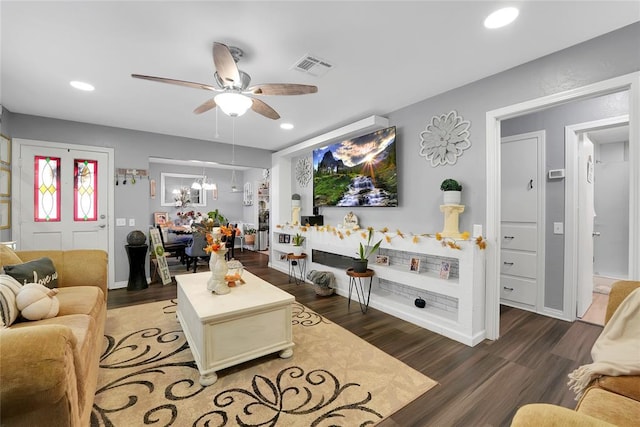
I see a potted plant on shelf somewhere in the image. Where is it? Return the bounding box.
[243,228,257,246]
[291,233,305,256]
[354,228,382,273]
[440,178,462,205]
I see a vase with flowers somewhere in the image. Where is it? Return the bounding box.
[205,225,233,294]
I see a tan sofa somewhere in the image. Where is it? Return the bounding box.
[0,248,108,427]
[511,280,640,427]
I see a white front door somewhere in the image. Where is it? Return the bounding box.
[14,140,111,254]
[577,134,595,317]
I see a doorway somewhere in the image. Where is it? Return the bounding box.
[12,138,115,287]
[485,72,640,340]
[567,118,629,325]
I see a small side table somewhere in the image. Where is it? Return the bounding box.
[287,253,307,285]
[126,244,149,291]
[346,268,374,314]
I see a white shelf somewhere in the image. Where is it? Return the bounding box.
[270,227,486,346]
[372,263,460,298]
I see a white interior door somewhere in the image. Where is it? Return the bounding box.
[17,143,109,251]
[577,134,595,317]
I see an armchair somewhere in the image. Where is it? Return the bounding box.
[511,280,640,427]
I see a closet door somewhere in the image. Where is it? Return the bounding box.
[500,131,545,312]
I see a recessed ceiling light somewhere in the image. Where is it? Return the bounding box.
[484,7,519,29]
[70,81,95,91]
[280,123,294,130]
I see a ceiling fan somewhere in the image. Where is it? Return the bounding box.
[132,42,318,120]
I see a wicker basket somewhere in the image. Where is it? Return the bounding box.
[313,284,334,296]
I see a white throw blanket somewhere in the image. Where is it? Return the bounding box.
[568,287,640,399]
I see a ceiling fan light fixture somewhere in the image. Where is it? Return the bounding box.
[215,92,252,117]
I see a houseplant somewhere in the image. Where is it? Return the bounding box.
[207,209,227,227]
[244,228,257,246]
[291,233,305,256]
[440,178,462,205]
[354,228,382,273]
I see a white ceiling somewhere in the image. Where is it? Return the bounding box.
[2,1,639,152]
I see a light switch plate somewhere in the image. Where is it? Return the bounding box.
[129,218,135,226]
[116,218,126,226]
[553,222,564,234]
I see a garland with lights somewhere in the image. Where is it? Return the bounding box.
[275,224,487,250]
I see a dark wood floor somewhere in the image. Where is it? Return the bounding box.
[108,250,602,427]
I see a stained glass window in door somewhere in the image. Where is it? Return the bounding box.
[74,159,98,221]
[34,156,61,222]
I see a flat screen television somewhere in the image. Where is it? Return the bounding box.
[313,126,397,207]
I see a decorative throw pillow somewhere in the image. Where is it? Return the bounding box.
[0,274,23,327]
[3,258,59,289]
[0,245,22,269]
[16,283,59,321]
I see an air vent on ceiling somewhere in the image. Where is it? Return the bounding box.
[291,54,334,77]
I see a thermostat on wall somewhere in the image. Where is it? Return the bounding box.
[548,169,565,179]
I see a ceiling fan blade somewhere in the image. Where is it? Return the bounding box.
[193,98,217,114]
[247,83,318,96]
[213,42,240,87]
[251,98,280,120]
[131,74,218,91]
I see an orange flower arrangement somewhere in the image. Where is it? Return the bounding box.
[205,225,233,254]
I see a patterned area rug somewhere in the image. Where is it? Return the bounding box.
[92,299,437,426]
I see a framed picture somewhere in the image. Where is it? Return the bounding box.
[284,234,291,244]
[439,261,451,279]
[154,212,168,226]
[279,234,285,243]
[0,134,11,165]
[409,257,420,272]
[0,200,9,229]
[0,167,10,197]
[375,255,390,266]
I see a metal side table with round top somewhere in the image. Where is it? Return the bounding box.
[346,268,375,313]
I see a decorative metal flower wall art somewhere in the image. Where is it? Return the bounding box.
[419,110,471,166]
[295,157,312,187]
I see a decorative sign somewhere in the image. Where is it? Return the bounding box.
[149,228,172,285]
[343,211,359,229]
[419,110,471,166]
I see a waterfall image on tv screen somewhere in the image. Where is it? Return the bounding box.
[313,126,397,207]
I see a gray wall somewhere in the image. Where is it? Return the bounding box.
[2,113,272,282]
[501,91,629,309]
[2,22,639,289]
[289,23,638,314]
[303,23,639,242]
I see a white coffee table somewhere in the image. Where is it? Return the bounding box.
[176,271,295,386]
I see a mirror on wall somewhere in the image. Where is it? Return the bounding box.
[160,173,206,207]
